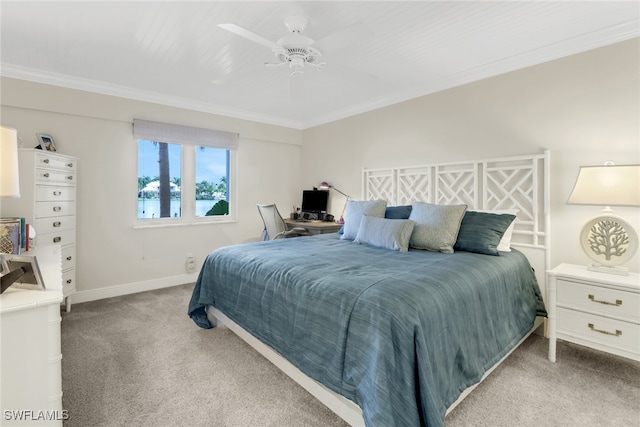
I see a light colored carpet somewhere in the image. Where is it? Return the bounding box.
[61,283,640,427]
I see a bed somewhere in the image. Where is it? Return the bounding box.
[189,152,550,427]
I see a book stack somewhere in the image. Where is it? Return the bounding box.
[0,217,31,254]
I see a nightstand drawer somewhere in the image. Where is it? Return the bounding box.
[557,279,640,323]
[557,308,640,356]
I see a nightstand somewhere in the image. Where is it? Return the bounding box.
[547,263,640,362]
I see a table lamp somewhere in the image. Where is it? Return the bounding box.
[1,125,25,293]
[567,163,640,275]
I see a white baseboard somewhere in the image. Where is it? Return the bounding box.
[70,273,198,305]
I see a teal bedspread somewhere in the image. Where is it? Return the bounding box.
[189,234,546,427]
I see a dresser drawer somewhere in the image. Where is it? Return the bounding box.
[61,244,76,271]
[557,279,640,323]
[36,152,77,172]
[62,269,75,296]
[35,201,76,218]
[557,308,640,356]
[35,168,76,185]
[37,229,76,247]
[35,215,74,235]
[36,186,76,202]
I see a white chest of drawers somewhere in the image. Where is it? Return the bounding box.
[547,263,640,362]
[0,149,77,311]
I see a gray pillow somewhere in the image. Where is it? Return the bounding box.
[354,215,415,252]
[408,202,467,253]
[340,199,387,240]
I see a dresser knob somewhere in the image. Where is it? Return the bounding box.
[53,221,61,227]
[43,173,50,178]
[66,176,73,180]
[53,206,62,212]
[66,279,72,284]
[67,163,73,168]
[53,237,62,243]
[43,159,50,164]
[66,256,72,261]
[53,191,61,196]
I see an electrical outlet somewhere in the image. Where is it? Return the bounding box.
[185,256,196,273]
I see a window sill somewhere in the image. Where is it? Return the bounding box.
[132,218,237,229]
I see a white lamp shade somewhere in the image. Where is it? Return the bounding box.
[0,126,21,198]
[567,164,640,207]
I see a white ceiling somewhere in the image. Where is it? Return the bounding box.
[1,1,638,130]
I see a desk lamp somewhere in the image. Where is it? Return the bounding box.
[567,163,640,275]
[320,182,350,224]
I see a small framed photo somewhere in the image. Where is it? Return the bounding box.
[37,133,56,152]
[0,254,46,291]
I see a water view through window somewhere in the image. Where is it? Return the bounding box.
[137,141,229,219]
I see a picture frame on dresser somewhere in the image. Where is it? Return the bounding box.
[0,253,45,291]
[37,133,57,152]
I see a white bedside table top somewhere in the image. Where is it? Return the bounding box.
[548,263,640,290]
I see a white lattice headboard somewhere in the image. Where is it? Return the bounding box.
[362,151,550,300]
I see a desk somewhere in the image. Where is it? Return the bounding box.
[285,219,343,236]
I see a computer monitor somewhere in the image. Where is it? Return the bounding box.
[301,190,329,214]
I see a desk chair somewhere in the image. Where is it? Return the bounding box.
[257,203,307,240]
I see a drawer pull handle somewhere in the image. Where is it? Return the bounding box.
[66,279,72,284]
[588,294,622,306]
[53,191,62,196]
[43,159,50,164]
[588,323,622,337]
[67,163,73,168]
[53,237,62,243]
[53,206,62,212]
[43,173,50,178]
[66,256,72,261]
[66,176,73,180]
[53,221,61,227]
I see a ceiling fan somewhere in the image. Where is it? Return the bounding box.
[218,16,371,77]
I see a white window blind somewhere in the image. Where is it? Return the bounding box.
[133,119,238,150]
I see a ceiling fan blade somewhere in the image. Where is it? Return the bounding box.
[218,23,281,51]
[314,22,373,53]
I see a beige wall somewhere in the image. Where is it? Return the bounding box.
[302,38,640,272]
[1,38,638,302]
[1,79,304,300]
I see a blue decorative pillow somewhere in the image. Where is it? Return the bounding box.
[340,200,388,240]
[454,211,517,256]
[385,205,412,219]
[408,202,467,253]
[354,215,415,252]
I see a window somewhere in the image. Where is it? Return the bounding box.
[134,120,237,223]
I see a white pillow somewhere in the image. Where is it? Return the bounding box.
[354,215,415,252]
[340,200,387,240]
[472,209,518,251]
